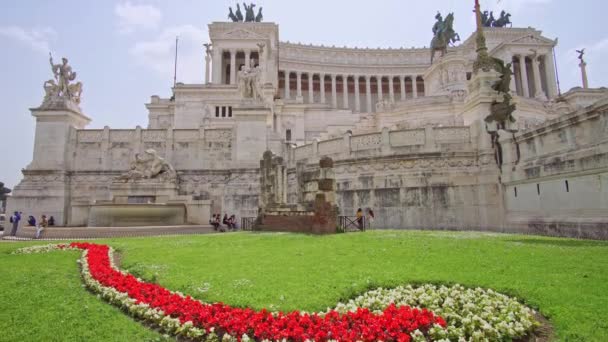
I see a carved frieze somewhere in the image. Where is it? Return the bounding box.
[434,127,471,144]
[77,130,103,143]
[351,133,382,151]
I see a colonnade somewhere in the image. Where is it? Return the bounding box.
[510,53,557,99]
[279,72,425,113]
[210,48,261,85]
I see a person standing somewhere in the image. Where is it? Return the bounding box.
[356,208,363,231]
[35,215,48,239]
[9,211,21,236]
[366,208,375,230]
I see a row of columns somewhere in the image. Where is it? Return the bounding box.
[281,72,423,112]
[210,48,260,85]
[511,53,557,99]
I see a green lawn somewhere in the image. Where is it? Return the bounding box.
[1,230,608,341]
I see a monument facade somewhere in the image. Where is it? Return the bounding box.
[7,7,608,238]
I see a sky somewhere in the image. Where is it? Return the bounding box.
[0,0,606,189]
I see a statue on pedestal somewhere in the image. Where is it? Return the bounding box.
[430,12,460,63]
[577,49,589,88]
[237,59,263,101]
[42,53,83,106]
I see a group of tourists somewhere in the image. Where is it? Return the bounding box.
[7,211,54,238]
[210,213,238,232]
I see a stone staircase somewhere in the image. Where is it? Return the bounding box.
[2,225,216,240]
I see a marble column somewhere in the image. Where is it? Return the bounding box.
[296,72,303,98]
[412,76,418,98]
[377,76,383,101]
[365,75,372,113]
[331,74,337,108]
[388,77,395,103]
[308,73,314,103]
[320,73,326,104]
[229,49,237,85]
[545,54,559,97]
[354,75,361,112]
[244,49,251,69]
[205,53,211,84]
[519,56,530,98]
[284,70,290,100]
[400,76,406,100]
[342,75,349,109]
[532,56,545,99]
[212,48,222,84]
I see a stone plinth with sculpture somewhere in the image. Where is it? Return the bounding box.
[256,151,338,234]
[72,149,211,227]
[39,54,84,113]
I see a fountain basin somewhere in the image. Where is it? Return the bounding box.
[88,203,186,227]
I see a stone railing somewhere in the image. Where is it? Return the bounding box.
[500,98,608,183]
[71,127,233,171]
[290,126,474,164]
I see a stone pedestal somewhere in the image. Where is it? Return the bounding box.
[29,101,91,170]
[462,70,506,230]
[423,54,468,97]
[6,100,91,226]
[233,104,272,164]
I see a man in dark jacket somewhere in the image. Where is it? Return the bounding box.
[9,211,21,236]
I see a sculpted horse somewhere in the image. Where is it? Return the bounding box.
[493,11,512,28]
[430,13,460,63]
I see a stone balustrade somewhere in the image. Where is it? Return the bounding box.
[500,98,608,183]
[71,127,234,171]
[290,126,474,164]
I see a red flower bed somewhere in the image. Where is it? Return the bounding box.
[70,242,446,341]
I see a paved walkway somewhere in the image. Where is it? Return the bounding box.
[1,225,216,241]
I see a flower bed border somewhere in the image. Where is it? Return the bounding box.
[15,243,445,341]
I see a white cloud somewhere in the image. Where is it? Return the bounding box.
[115,1,162,33]
[0,26,56,54]
[130,25,207,83]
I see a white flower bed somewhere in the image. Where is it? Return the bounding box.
[12,243,73,254]
[332,284,538,341]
